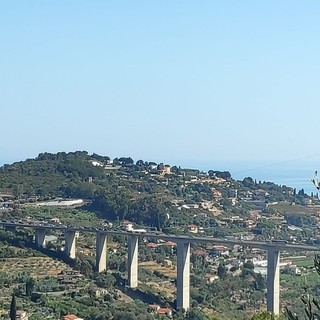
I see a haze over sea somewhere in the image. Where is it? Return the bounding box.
[177,159,320,196]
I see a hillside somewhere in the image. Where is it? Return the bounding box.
[1,152,320,319]
[0,151,314,229]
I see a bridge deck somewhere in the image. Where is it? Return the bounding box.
[1,222,319,252]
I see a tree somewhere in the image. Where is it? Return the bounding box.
[117,157,134,165]
[255,273,266,290]
[184,309,210,320]
[217,263,226,279]
[251,312,283,319]
[136,160,145,167]
[9,293,16,320]
[285,255,320,320]
[243,260,254,270]
[12,184,23,199]
[243,177,255,189]
[26,277,36,297]
[208,170,215,177]
[95,273,116,288]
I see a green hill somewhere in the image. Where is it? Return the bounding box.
[0,151,311,231]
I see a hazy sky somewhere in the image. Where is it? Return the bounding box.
[1,1,320,170]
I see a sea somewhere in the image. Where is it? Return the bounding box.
[180,159,320,196]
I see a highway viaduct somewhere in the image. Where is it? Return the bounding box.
[1,221,319,314]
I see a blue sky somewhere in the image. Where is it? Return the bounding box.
[1,1,320,173]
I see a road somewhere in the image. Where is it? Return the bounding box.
[1,221,320,252]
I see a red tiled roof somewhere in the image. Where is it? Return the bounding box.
[165,241,176,246]
[149,304,160,311]
[194,249,207,257]
[157,308,172,315]
[147,242,158,248]
[62,315,79,320]
[213,245,227,251]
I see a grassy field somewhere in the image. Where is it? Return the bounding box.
[282,255,315,268]
[23,206,100,228]
[140,260,177,278]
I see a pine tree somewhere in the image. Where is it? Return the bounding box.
[9,293,16,320]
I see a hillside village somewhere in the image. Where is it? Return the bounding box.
[0,152,320,319]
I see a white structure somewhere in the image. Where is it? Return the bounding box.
[65,230,76,259]
[128,235,138,288]
[96,232,107,272]
[176,241,190,311]
[267,249,280,314]
[36,199,83,207]
[35,228,46,248]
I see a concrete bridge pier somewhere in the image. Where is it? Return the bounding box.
[96,232,107,272]
[176,241,190,311]
[267,248,280,315]
[35,228,46,248]
[127,235,138,288]
[65,230,76,259]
